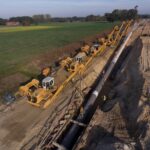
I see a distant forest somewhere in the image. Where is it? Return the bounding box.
[0,8,148,26]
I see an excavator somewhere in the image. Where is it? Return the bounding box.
[27,76,57,107]
[90,38,107,57]
[17,67,52,97]
[66,52,86,72]
[18,79,39,97]
[60,43,90,72]
[106,25,120,46]
[59,57,73,69]
[80,43,90,55]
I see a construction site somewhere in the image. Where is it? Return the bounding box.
[0,8,150,149]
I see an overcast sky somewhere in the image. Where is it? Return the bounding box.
[0,0,149,18]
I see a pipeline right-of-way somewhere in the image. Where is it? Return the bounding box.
[51,22,138,150]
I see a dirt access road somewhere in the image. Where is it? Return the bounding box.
[75,20,150,150]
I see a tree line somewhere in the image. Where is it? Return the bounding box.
[0,8,147,26]
[0,14,106,25]
[105,9,138,22]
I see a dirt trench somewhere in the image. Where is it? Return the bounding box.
[75,21,150,150]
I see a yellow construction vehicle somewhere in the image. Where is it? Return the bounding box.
[121,20,133,38]
[27,76,57,107]
[90,43,100,56]
[106,25,119,46]
[59,57,73,68]
[90,37,107,57]
[111,20,133,46]
[17,66,52,98]
[43,70,80,108]
[18,79,39,97]
[98,37,107,45]
[67,52,86,72]
[80,44,90,55]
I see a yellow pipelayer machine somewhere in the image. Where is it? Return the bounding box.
[17,21,132,108]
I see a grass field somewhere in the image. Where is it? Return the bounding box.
[0,22,117,79]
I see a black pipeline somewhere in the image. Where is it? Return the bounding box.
[58,23,137,150]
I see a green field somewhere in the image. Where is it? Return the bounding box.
[0,22,117,79]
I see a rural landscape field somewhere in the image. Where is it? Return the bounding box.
[0,0,150,150]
